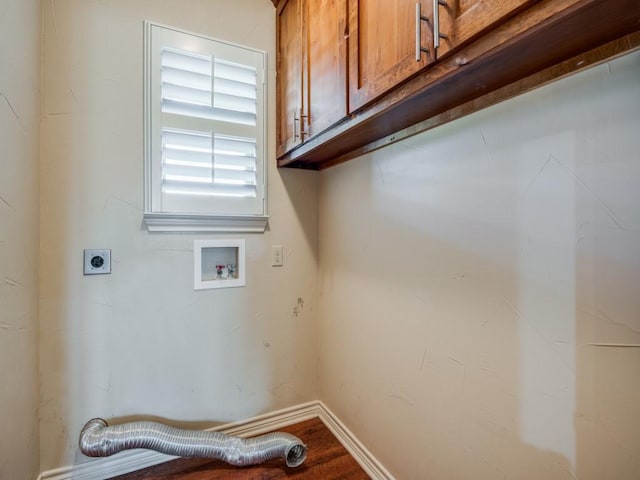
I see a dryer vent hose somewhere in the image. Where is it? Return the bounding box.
[79,418,307,468]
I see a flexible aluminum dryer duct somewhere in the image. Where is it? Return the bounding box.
[79,418,307,468]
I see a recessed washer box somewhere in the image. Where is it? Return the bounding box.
[84,249,111,275]
[194,239,245,290]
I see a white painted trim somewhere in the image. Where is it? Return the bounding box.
[143,20,269,232]
[194,239,246,290]
[37,450,172,480]
[143,212,269,233]
[223,402,320,436]
[38,401,394,480]
[317,401,396,480]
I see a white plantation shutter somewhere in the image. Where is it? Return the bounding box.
[161,49,258,127]
[161,130,257,198]
[144,23,268,232]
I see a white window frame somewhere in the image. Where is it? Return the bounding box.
[143,21,269,233]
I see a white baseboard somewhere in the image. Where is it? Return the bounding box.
[38,400,394,480]
[316,401,395,480]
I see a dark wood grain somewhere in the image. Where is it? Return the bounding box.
[277,0,349,156]
[110,418,370,480]
[436,0,535,58]
[306,0,348,139]
[277,0,304,154]
[348,0,435,112]
[318,30,640,169]
[278,0,640,169]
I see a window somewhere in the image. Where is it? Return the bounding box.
[143,22,268,232]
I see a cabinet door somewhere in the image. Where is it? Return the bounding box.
[437,0,536,57]
[348,0,435,112]
[277,0,305,155]
[306,0,348,138]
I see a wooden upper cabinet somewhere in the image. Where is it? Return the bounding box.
[277,0,640,169]
[436,0,536,57]
[277,0,348,156]
[306,0,348,139]
[277,0,304,155]
[348,0,436,112]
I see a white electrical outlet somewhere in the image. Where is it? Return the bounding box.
[84,249,111,275]
[272,245,283,267]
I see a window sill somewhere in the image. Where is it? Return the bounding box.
[143,213,269,233]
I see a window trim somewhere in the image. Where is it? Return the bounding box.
[143,21,269,233]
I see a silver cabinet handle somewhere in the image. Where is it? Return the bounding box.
[294,110,308,141]
[300,113,308,138]
[293,110,300,139]
[415,3,421,61]
[433,0,440,48]
[415,3,430,61]
[433,0,449,49]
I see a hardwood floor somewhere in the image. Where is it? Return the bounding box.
[111,418,370,479]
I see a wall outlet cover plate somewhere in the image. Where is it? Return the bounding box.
[84,249,111,275]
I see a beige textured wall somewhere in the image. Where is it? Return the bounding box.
[318,52,640,480]
[39,0,318,471]
[0,0,41,478]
